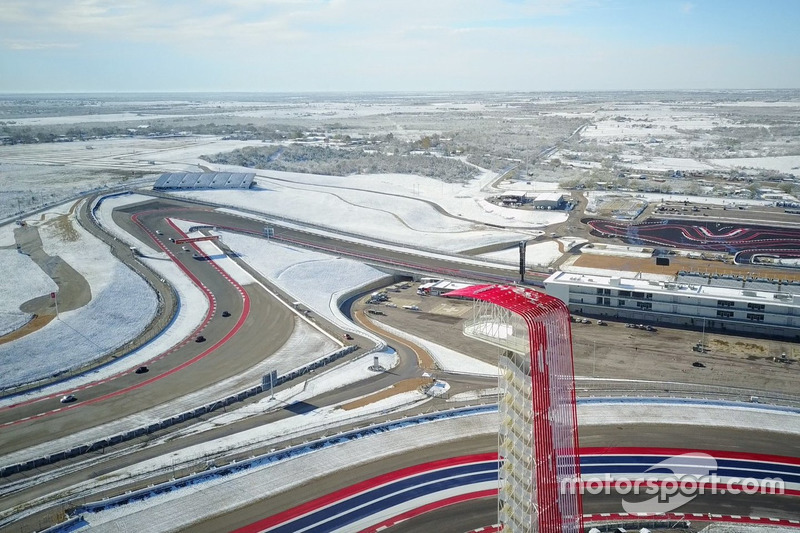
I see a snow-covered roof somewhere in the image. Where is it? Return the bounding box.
[545,270,800,306]
[534,192,564,203]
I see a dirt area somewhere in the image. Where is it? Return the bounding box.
[356,282,800,396]
[0,314,54,346]
[570,253,800,281]
[340,377,434,410]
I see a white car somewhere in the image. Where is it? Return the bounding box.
[60,394,77,404]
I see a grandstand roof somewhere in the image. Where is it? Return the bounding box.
[153,172,255,190]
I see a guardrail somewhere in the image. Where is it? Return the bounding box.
[0,345,358,478]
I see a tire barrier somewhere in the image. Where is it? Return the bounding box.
[0,345,358,478]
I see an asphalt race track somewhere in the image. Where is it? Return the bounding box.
[190,424,800,533]
[2,194,799,533]
[586,217,800,263]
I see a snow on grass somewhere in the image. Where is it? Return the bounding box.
[479,241,563,267]
[0,262,157,390]
[0,209,159,389]
[176,185,538,252]
[0,222,16,246]
[618,155,719,172]
[708,155,800,174]
[215,230,390,334]
[93,192,163,251]
[0,250,57,330]
[175,163,564,245]
[368,319,499,377]
[581,243,653,258]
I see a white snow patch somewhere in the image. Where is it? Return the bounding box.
[0,211,158,390]
[216,230,390,335]
[479,241,563,267]
[369,319,499,377]
[0,223,16,246]
[0,250,57,328]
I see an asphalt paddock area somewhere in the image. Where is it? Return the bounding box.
[359,284,799,396]
[585,217,800,262]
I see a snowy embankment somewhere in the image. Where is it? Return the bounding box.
[479,241,563,267]
[79,408,491,533]
[0,250,56,336]
[0,206,158,390]
[368,319,499,377]
[214,230,390,341]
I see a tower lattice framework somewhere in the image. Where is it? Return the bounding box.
[446,284,583,533]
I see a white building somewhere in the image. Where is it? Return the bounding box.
[544,271,800,339]
[532,192,564,209]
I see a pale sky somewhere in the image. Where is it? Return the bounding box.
[1,0,798,93]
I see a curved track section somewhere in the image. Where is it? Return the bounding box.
[234,450,800,532]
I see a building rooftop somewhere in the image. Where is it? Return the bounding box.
[546,270,800,306]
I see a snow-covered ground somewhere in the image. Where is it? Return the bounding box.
[708,154,800,174]
[367,319,499,377]
[581,243,653,258]
[479,240,563,267]
[0,250,56,335]
[0,207,158,390]
[214,230,390,335]
[0,223,16,247]
[585,190,775,208]
[170,162,565,250]
[93,192,161,251]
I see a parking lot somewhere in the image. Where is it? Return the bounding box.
[355,282,799,395]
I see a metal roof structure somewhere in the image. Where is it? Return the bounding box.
[153,172,255,190]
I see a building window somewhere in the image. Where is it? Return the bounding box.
[632,291,645,299]
[604,297,611,306]
[618,299,626,306]
[618,290,631,297]
[636,302,652,310]
[646,293,653,299]
[596,288,604,294]
[604,288,611,295]
[717,300,735,308]
[717,310,734,318]
[596,296,603,305]
[747,303,765,311]
[746,313,764,322]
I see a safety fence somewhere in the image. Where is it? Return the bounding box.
[0,345,358,478]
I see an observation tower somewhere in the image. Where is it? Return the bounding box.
[445,285,582,533]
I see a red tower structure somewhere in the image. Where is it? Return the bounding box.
[445,284,582,533]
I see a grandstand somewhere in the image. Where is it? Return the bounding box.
[153,172,255,190]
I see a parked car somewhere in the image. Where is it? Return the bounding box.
[597,320,608,326]
[581,318,591,324]
[692,361,706,368]
[60,394,77,404]
[343,333,353,340]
